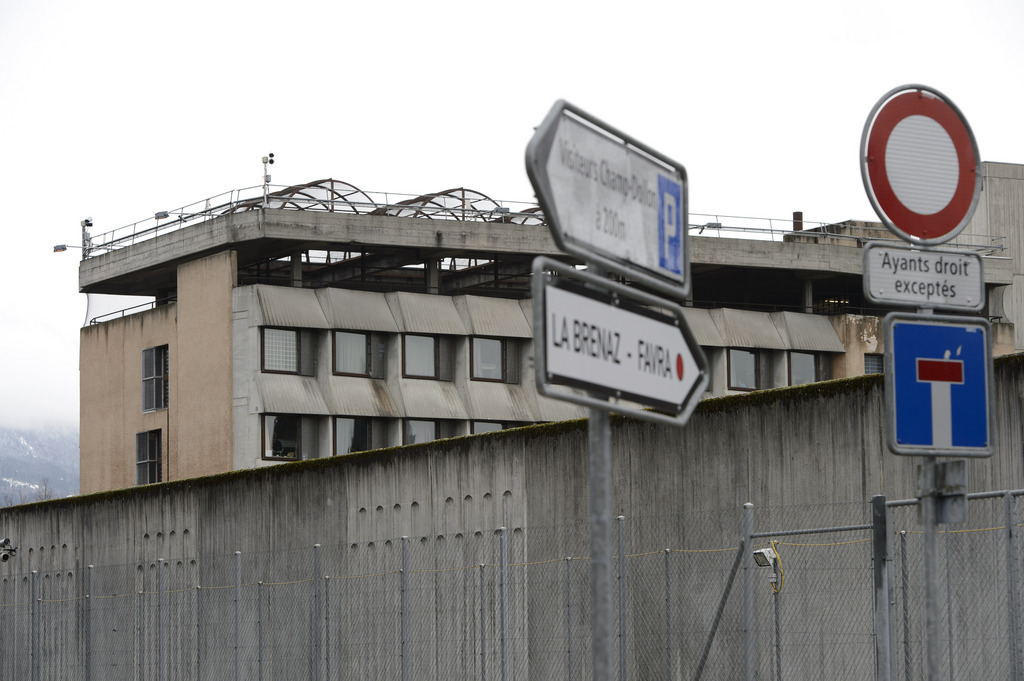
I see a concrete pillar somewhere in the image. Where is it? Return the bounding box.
[291,251,303,288]
[426,259,440,294]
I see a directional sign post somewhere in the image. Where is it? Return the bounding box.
[863,84,988,680]
[527,102,698,681]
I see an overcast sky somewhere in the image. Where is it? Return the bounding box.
[1,0,1022,429]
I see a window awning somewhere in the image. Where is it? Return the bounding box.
[464,382,536,421]
[458,295,533,338]
[255,374,330,414]
[771,311,846,352]
[680,308,726,346]
[396,379,469,419]
[390,292,468,335]
[322,376,401,417]
[316,288,400,332]
[255,285,329,329]
[711,308,787,349]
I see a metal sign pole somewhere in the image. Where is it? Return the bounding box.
[920,455,941,680]
[589,406,614,681]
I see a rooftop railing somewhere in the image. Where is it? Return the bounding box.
[79,180,1008,259]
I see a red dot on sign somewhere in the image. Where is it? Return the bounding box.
[676,354,684,380]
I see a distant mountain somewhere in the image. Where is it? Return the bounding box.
[0,425,79,506]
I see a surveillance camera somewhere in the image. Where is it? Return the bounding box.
[0,553,8,562]
[81,218,93,228]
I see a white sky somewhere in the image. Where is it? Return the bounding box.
[1,0,1022,429]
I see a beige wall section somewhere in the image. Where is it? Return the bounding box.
[80,250,237,494]
[79,304,178,494]
[174,251,236,480]
[828,315,884,378]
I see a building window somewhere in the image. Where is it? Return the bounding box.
[471,337,518,382]
[335,416,386,456]
[864,353,884,375]
[404,419,458,445]
[405,419,437,444]
[262,328,300,373]
[135,430,162,485]
[403,335,453,380]
[471,421,504,434]
[142,345,169,412]
[404,335,437,378]
[263,414,301,460]
[334,331,370,376]
[728,349,759,391]
[789,352,818,386]
[262,328,316,375]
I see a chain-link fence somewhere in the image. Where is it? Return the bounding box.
[3,495,1024,680]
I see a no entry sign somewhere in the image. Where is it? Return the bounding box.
[861,85,981,244]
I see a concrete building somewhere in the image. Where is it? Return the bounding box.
[78,165,1024,493]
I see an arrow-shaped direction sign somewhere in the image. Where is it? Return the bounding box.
[526,101,690,300]
[533,257,708,425]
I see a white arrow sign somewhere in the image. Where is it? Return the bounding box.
[534,259,707,422]
[526,101,690,300]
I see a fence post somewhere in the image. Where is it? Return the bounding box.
[872,495,892,681]
[664,548,672,681]
[196,585,202,681]
[945,531,954,681]
[314,543,322,681]
[30,570,39,681]
[773,552,780,681]
[138,589,145,681]
[1006,493,1022,681]
[500,527,509,681]
[617,515,626,681]
[743,503,755,681]
[86,565,93,681]
[479,563,486,681]
[401,536,410,681]
[900,531,910,681]
[158,558,166,681]
[235,551,241,681]
[258,581,264,681]
[566,557,573,679]
[324,576,331,681]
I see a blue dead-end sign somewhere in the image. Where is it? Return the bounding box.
[884,313,994,456]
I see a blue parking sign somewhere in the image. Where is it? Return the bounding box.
[885,313,993,456]
[658,175,682,276]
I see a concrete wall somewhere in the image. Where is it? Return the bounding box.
[22,354,1024,680]
[35,353,1024,572]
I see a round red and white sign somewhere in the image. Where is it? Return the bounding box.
[861,85,981,244]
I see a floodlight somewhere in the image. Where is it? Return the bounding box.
[753,547,776,568]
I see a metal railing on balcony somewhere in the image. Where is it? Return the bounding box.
[78,179,1008,259]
